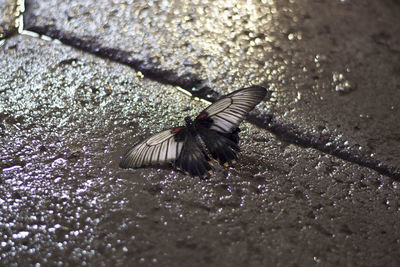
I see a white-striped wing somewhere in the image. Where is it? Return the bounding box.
[199,86,266,133]
[120,129,185,168]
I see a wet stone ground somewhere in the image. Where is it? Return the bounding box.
[0,0,20,39]
[1,0,400,266]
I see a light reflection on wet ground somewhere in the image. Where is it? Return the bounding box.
[1,35,400,266]
[0,0,20,39]
[1,0,400,266]
[23,0,400,175]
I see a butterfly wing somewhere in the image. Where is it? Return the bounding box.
[120,127,214,177]
[173,133,214,177]
[196,128,241,166]
[120,128,185,169]
[196,86,267,133]
[194,86,266,166]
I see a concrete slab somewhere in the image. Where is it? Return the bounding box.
[0,0,20,39]
[1,35,399,266]
[24,0,400,179]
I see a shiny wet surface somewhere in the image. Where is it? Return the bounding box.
[1,0,400,266]
[0,0,21,39]
[24,0,400,176]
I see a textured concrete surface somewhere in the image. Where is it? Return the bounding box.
[1,0,400,266]
[24,0,400,177]
[1,36,399,267]
[0,0,20,39]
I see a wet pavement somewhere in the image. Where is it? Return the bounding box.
[1,0,400,266]
[0,0,20,39]
[24,0,400,176]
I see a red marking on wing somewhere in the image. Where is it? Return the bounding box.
[171,127,182,133]
[198,113,207,119]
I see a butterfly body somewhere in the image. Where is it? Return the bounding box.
[120,86,267,177]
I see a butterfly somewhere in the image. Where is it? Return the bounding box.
[120,86,267,177]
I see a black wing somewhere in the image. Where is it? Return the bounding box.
[173,132,214,177]
[196,86,267,133]
[193,86,266,166]
[120,128,185,169]
[196,128,241,166]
